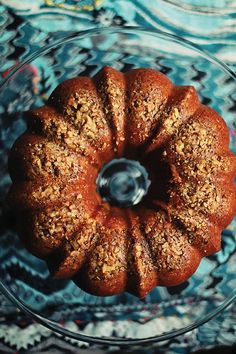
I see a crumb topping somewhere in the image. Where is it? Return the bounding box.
[88,230,127,280]
[144,221,188,271]
[67,220,97,251]
[169,207,213,250]
[163,107,180,133]
[171,119,216,158]
[171,180,222,214]
[127,227,155,280]
[32,197,87,243]
[24,141,80,179]
[168,155,231,181]
[97,77,125,148]
[39,113,88,153]
[128,86,167,143]
[66,93,105,140]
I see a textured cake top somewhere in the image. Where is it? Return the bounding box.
[8,67,236,297]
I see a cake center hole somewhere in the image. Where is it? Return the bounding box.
[96,158,151,208]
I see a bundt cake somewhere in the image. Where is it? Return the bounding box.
[7,67,236,298]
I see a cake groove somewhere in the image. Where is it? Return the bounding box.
[48,77,114,167]
[8,133,80,181]
[125,210,157,298]
[26,106,98,164]
[75,226,128,296]
[94,67,127,156]
[124,68,173,154]
[48,220,98,279]
[7,178,83,210]
[134,85,175,157]
[144,85,200,154]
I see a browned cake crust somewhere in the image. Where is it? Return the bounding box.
[7,67,236,298]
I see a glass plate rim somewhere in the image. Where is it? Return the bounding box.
[158,0,236,15]
[0,26,235,346]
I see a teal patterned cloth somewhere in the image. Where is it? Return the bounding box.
[0,1,236,353]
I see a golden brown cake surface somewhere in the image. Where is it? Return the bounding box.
[8,67,236,298]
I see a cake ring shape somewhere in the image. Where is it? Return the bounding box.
[7,67,236,298]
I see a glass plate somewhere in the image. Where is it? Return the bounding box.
[0,27,235,346]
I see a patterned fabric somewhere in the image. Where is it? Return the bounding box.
[0,1,236,353]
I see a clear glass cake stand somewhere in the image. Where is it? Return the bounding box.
[0,27,235,346]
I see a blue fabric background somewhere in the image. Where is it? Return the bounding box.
[0,1,235,353]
